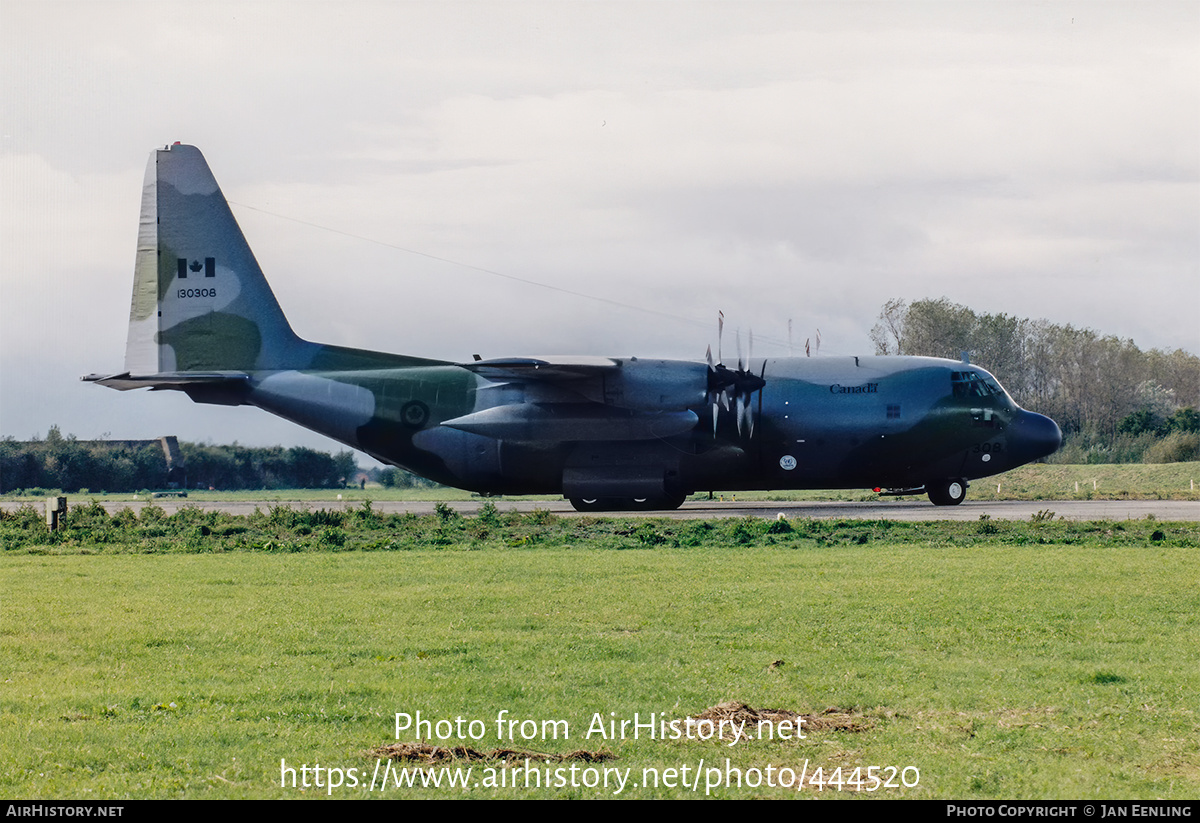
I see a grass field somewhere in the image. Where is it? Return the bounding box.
[2,507,1198,799]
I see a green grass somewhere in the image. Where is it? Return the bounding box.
[2,519,1197,798]
[2,500,1198,554]
[966,462,1200,501]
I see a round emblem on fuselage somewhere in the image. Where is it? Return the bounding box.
[400,400,430,429]
[779,454,797,471]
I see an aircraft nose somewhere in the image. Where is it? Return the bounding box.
[1008,410,1062,465]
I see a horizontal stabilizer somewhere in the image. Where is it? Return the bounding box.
[82,373,251,413]
[83,371,249,391]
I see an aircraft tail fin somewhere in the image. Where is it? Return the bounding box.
[122,143,311,375]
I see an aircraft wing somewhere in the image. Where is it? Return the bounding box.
[459,356,619,382]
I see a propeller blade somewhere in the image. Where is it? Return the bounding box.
[752,361,766,437]
[718,311,724,365]
[703,314,768,439]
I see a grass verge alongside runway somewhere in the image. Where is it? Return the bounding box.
[2,515,1197,799]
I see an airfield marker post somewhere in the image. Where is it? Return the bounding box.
[45,496,66,531]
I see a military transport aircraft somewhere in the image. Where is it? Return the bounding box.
[86,143,1062,510]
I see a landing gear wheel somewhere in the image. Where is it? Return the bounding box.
[569,494,687,512]
[927,479,967,506]
[628,494,686,511]
[569,497,607,512]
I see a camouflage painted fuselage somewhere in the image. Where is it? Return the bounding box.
[88,144,1061,507]
[199,353,1058,499]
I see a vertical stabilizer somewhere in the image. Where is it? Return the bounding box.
[123,143,308,374]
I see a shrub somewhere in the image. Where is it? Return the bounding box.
[1144,431,1200,463]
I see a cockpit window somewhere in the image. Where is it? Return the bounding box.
[951,370,1005,399]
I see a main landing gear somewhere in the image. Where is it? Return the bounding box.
[926,478,968,506]
[568,494,687,513]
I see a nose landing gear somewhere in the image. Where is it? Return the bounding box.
[927,478,968,506]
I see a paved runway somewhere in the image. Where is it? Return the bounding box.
[9,497,1198,521]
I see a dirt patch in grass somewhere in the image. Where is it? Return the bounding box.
[370,742,616,764]
[691,700,874,737]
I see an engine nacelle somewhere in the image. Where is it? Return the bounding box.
[604,359,708,411]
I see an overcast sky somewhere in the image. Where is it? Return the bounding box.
[2,1,1197,459]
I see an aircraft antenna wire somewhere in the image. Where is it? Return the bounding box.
[229,201,802,352]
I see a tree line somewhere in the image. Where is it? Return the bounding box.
[870,298,1199,462]
[0,427,359,494]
